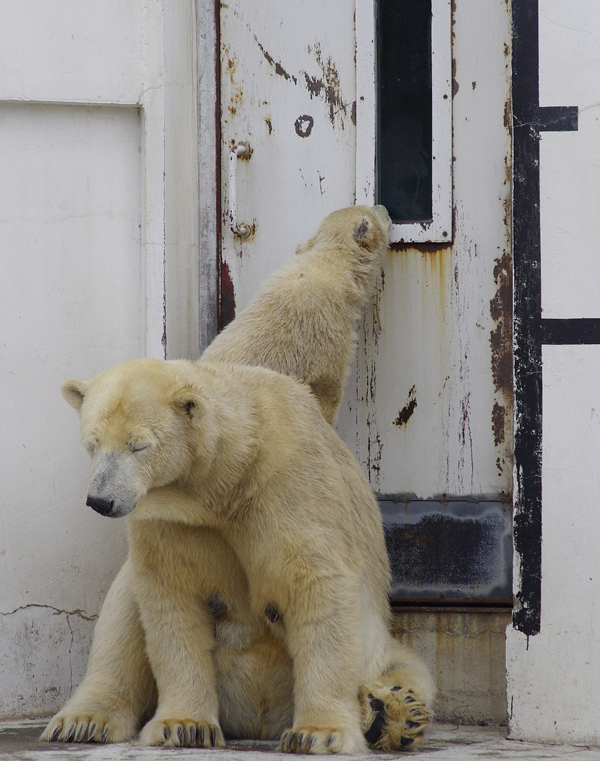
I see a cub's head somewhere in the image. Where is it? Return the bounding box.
[295,204,391,257]
[62,358,206,518]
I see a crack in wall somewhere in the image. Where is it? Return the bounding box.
[0,604,98,622]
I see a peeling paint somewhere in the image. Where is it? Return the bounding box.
[294,115,314,138]
[306,43,350,128]
[489,250,513,419]
[394,385,418,427]
[254,37,298,84]
[492,402,506,446]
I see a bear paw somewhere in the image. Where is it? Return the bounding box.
[279,726,367,754]
[360,684,431,751]
[41,713,136,744]
[138,718,225,748]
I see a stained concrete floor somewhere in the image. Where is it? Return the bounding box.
[2,721,600,761]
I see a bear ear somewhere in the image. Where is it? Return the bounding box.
[61,379,90,410]
[172,389,206,422]
[295,238,313,255]
[353,217,373,246]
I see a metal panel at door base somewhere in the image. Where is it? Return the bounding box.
[380,498,512,603]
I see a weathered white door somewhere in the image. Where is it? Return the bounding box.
[0,0,199,718]
[219,0,512,603]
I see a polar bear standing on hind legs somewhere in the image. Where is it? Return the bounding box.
[42,206,435,752]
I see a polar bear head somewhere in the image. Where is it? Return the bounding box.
[294,204,391,257]
[61,358,211,518]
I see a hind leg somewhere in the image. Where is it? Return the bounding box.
[360,642,434,751]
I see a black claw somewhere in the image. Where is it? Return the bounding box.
[163,725,169,741]
[210,726,216,747]
[306,736,315,750]
[50,725,62,742]
[189,725,197,745]
[296,732,305,748]
[405,695,416,703]
[177,726,185,745]
[326,734,336,747]
[87,723,97,742]
[365,696,388,748]
[75,724,86,742]
[199,725,206,745]
[391,685,402,692]
[406,720,421,730]
[101,727,109,743]
[65,725,77,743]
[401,736,415,749]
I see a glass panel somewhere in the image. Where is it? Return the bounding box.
[377,0,432,223]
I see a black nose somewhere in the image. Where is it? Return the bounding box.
[86,496,114,516]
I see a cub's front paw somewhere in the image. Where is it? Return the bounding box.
[139,718,225,748]
[360,684,431,751]
[41,712,136,744]
[279,726,367,755]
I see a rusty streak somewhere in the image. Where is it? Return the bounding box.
[219,262,236,331]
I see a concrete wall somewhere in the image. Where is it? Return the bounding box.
[394,610,509,726]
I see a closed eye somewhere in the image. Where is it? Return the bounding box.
[129,441,149,453]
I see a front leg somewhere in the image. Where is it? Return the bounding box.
[41,559,156,744]
[278,578,367,755]
[129,521,225,748]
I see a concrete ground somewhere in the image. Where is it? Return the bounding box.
[2,721,600,760]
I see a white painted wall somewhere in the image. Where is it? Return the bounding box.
[507,0,600,743]
[0,0,200,718]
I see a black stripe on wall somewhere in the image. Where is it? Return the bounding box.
[512,0,579,637]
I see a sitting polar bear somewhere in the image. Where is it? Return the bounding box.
[42,358,434,753]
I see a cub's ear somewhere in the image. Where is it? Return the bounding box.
[353,217,373,246]
[295,238,313,255]
[172,390,206,422]
[61,379,90,410]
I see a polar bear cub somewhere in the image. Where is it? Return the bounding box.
[42,358,434,753]
[204,204,391,424]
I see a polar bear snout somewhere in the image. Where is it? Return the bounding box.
[86,452,144,518]
[86,495,114,516]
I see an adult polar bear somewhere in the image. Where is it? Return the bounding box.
[42,206,435,752]
[47,359,434,754]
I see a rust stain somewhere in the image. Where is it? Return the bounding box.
[224,49,243,117]
[492,402,506,446]
[254,37,298,84]
[265,117,273,135]
[503,96,513,134]
[220,262,236,330]
[394,386,417,427]
[452,58,459,97]
[489,249,513,447]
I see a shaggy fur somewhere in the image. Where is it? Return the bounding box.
[42,207,434,753]
[42,359,433,753]
[203,204,391,424]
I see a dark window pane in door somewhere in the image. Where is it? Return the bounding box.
[377,0,432,223]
